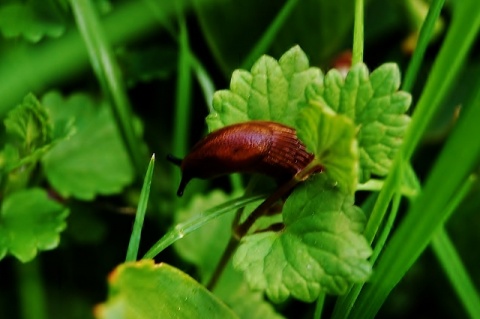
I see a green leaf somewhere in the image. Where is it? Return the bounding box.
[297,101,358,194]
[0,0,66,42]
[41,92,134,200]
[318,63,411,182]
[174,190,284,319]
[0,188,69,262]
[4,93,52,154]
[233,174,372,303]
[95,260,238,319]
[1,93,54,193]
[206,46,323,131]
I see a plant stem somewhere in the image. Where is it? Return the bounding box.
[235,162,321,238]
[206,236,239,290]
[16,259,47,319]
[352,0,364,65]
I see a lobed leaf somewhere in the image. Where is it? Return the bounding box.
[2,93,53,193]
[94,260,237,319]
[206,45,323,131]
[0,1,66,42]
[233,174,372,303]
[0,188,69,262]
[316,63,411,182]
[297,101,358,194]
[41,92,134,200]
[4,93,52,154]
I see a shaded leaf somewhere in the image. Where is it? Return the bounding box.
[0,188,69,262]
[0,0,66,42]
[95,260,237,319]
[4,93,52,154]
[2,93,53,193]
[41,92,134,200]
[233,174,372,303]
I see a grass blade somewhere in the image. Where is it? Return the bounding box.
[350,53,480,319]
[143,192,268,259]
[402,0,445,92]
[126,154,155,262]
[70,0,146,177]
[432,225,480,318]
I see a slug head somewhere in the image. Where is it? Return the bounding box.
[166,154,191,197]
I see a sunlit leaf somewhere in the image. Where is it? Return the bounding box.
[314,63,411,181]
[95,260,237,319]
[233,174,372,303]
[206,45,322,131]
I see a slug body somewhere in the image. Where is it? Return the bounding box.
[169,121,314,196]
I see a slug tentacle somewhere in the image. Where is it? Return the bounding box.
[168,121,315,196]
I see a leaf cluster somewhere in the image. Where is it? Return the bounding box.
[0,91,134,262]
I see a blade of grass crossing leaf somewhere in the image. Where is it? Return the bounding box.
[332,180,403,319]
[70,0,145,177]
[349,3,480,315]
[402,0,445,92]
[352,0,364,65]
[126,154,155,262]
[432,227,480,318]
[241,0,300,69]
[143,192,268,259]
[363,157,402,243]
[351,54,480,318]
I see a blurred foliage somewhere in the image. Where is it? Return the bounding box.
[0,0,479,318]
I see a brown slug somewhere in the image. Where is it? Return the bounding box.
[167,121,315,196]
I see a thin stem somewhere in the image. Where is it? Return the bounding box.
[206,236,239,290]
[235,162,321,238]
[16,259,47,319]
[352,0,364,65]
